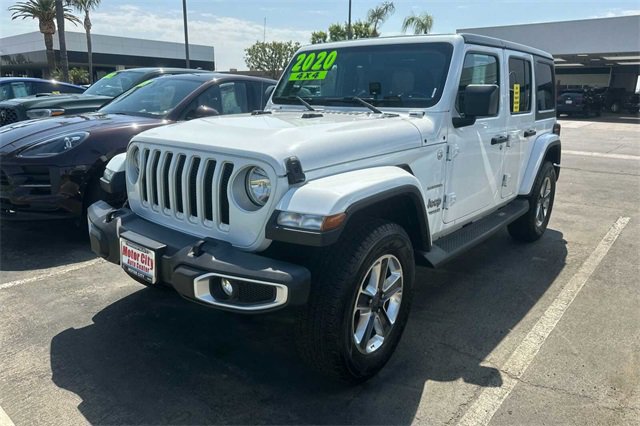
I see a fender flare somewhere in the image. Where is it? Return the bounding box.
[519,133,561,196]
[267,166,431,249]
[99,152,127,194]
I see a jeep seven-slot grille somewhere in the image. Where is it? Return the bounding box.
[138,148,233,226]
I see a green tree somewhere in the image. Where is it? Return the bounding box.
[69,0,101,83]
[68,66,89,84]
[367,1,395,37]
[401,12,434,35]
[9,0,79,78]
[244,40,301,79]
[310,31,327,44]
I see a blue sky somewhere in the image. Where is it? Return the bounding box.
[1,0,639,70]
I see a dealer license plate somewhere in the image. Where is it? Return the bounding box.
[120,238,157,284]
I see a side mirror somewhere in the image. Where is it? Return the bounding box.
[454,84,499,128]
[189,105,219,120]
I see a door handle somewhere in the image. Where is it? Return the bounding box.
[524,129,537,137]
[491,135,509,145]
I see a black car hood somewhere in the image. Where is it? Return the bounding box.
[0,93,112,109]
[0,112,164,153]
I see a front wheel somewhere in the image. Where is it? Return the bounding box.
[508,161,557,242]
[296,219,415,382]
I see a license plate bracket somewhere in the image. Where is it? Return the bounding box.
[120,238,157,284]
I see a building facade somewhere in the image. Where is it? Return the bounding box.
[0,31,215,80]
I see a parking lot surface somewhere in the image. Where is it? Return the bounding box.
[1,115,639,425]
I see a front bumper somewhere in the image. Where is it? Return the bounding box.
[88,201,311,313]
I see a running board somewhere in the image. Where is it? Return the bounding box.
[419,199,529,268]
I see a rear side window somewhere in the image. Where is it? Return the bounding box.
[508,57,532,114]
[535,61,555,111]
[456,53,499,113]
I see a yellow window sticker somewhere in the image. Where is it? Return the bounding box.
[103,72,117,79]
[136,79,154,88]
[288,50,337,81]
[513,83,520,113]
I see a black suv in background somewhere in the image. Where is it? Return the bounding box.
[0,78,85,101]
[0,68,209,126]
[556,88,603,117]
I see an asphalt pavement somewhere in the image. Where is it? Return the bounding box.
[0,114,638,425]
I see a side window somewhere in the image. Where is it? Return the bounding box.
[35,82,55,94]
[0,84,13,101]
[219,81,248,114]
[245,81,264,111]
[508,57,532,114]
[10,82,32,98]
[182,85,222,120]
[535,61,555,111]
[456,52,499,114]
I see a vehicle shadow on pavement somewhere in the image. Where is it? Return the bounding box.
[49,229,567,425]
[0,220,94,272]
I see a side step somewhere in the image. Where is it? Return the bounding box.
[419,199,529,268]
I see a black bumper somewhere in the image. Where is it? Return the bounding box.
[88,201,311,313]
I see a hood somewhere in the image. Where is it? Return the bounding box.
[0,93,112,109]
[133,111,431,175]
[0,112,164,153]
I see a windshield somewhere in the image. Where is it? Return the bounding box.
[84,70,147,97]
[273,42,453,109]
[100,77,202,117]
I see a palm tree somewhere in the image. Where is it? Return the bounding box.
[55,0,69,82]
[9,0,79,78]
[401,12,434,35]
[69,0,101,83]
[367,1,395,37]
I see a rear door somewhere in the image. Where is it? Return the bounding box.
[502,52,534,198]
[444,48,506,223]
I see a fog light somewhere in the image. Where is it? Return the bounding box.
[221,278,235,297]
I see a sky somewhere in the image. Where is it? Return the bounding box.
[1,0,639,70]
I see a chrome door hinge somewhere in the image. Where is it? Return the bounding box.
[446,144,459,161]
[444,193,457,209]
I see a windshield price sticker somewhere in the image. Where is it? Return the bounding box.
[289,50,337,81]
[103,71,117,79]
[136,79,154,88]
[513,83,520,112]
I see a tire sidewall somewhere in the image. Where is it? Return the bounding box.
[532,162,557,237]
[338,227,415,379]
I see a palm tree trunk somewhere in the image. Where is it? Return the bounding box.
[43,32,56,78]
[84,12,93,83]
[55,0,69,82]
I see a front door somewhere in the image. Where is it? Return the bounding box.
[444,49,506,223]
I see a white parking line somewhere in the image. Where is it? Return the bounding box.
[0,405,15,426]
[564,150,640,161]
[457,216,630,426]
[0,258,103,291]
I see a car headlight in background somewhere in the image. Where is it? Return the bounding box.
[18,132,89,158]
[245,166,271,206]
[25,109,65,119]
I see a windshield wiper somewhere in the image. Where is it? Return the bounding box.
[273,95,316,111]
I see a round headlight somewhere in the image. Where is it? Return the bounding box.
[245,166,271,206]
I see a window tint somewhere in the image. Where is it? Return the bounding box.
[456,53,499,113]
[508,57,532,114]
[0,84,13,101]
[535,61,555,111]
[219,82,248,114]
[10,82,33,98]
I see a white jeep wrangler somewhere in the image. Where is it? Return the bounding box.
[90,34,561,382]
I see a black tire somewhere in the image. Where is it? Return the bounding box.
[508,161,557,242]
[296,218,415,383]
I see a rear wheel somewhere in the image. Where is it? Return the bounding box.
[508,161,556,242]
[296,218,415,382]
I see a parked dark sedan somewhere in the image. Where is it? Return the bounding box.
[0,77,85,102]
[0,68,210,127]
[556,89,602,117]
[0,73,276,221]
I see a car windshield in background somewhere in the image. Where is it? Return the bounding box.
[84,70,146,97]
[100,77,202,117]
[273,42,453,109]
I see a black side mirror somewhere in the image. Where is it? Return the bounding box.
[453,84,499,128]
[265,85,275,101]
[188,105,219,120]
